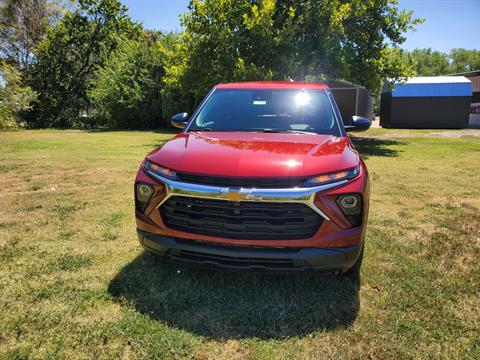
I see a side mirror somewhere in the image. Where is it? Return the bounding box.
[170,112,190,129]
[345,115,371,132]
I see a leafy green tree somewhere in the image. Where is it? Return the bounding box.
[409,48,451,76]
[0,62,37,129]
[27,0,140,128]
[163,0,422,117]
[274,0,423,90]
[0,0,67,76]
[449,48,480,73]
[401,48,450,76]
[163,0,277,117]
[89,32,176,129]
[337,0,422,90]
[399,48,480,76]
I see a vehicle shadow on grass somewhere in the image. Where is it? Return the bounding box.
[108,253,360,339]
[350,137,405,159]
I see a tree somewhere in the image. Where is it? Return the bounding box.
[333,0,422,90]
[402,48,450,76]
[274,0,423,89]
[163,0,422,118]
[163,0,277,117]
[89,32,176,129]
[27,0,140,128]
[399,48,480,76]
[0,61,37,128]
[0,0,67,76]
[449,48,480,73]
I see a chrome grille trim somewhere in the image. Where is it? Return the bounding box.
[145,170,350,221]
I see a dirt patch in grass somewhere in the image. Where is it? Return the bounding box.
[357,128,480,139]
[429,129,480,138]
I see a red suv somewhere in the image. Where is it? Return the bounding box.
[135,82,370,274]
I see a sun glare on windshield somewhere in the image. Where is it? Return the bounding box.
[295,92,311,106]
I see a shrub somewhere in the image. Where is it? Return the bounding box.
[89,34,173,129]
[26,0,140,128]
[0,63,37,130]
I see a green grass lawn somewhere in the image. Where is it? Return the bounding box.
[1,129,479,359]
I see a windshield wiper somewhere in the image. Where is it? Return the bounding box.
[261,129,317,135]
[284,130,318,135]
[188,127,212,131]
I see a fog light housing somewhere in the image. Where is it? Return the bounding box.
[336,194,362,227]
[136,183,154,211]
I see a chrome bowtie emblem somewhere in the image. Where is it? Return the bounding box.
[220,187,263,201]
[226,190,242,202]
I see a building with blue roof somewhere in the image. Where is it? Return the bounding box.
[380,76,472,128]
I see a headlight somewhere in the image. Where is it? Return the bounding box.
[305,165,360,186]
[143,160,177,180]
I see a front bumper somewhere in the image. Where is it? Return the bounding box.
[138,229,363,274]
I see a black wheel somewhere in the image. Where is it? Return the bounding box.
[345,244,364,277]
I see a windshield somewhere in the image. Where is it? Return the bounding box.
[188,89,341,135]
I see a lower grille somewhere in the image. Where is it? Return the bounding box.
[167,250,296,270]
[160,196,322,240]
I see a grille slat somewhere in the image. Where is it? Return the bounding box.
[163,205,319,222]
[177,173,307,188]
[160,196,322,240]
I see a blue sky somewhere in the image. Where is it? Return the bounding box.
[122,0,479,52]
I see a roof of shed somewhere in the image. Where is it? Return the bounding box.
[403,76,471,84]
[325,79,364,88]
[385,76,472,97]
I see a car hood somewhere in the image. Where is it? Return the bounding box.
[146,131,359,178]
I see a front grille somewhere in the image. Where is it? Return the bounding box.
[160,196,322,240]
[177,173,307,188]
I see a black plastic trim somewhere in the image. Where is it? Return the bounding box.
[138,230,363,274]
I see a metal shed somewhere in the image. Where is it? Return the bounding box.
[380,76,472,129]
[449,70,480,127]
[326,80,374,126]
